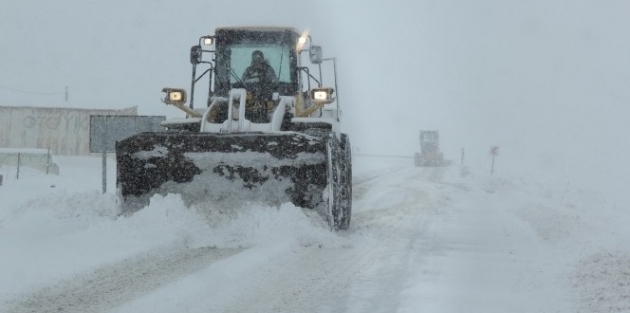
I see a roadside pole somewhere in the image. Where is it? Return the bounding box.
[102,116,107,194]
[16,153,21,180]
[490,146,499,175]
[46,148,51,175]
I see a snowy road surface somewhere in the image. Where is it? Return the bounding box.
[1,156,629,312]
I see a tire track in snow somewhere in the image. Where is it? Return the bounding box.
[214,215,424,313]
[4,246,244,313]
[211,168,453,313]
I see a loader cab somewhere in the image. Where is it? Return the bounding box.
[186,27,337,112]
[162,26,339,131]
[420,131,439,143]
[213,28,300,98]
[187,27,302,109]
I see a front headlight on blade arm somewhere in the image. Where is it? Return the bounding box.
[310,88,335,104]
[161,88,187,105]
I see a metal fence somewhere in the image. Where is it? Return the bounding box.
[0,148,59,185]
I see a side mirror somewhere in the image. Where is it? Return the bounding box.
[190,45,202,65]
[310,45,323,64]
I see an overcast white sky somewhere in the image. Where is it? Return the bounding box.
[2,0,629,193]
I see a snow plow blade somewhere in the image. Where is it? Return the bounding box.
[116,131,330,214]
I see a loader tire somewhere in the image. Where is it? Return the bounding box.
[326,134,342,229]
[326,133,352,230]
[338,134,352,230]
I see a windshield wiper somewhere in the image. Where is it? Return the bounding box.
[277,49,284,81]
[230,68,246,87]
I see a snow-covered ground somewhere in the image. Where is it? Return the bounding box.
[1,155,629,312]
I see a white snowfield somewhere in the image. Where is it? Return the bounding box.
[1,156,629,313]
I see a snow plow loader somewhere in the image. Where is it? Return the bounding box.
[414,130,445,167]
[116,27,352,229]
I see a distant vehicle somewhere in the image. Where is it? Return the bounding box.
[414,130,445,167]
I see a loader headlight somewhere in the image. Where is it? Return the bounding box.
[296,31,309,52]
[310,88,334,103]
[201,36,214,46]
[313,91,328,101]
[170,92,183,101]
[161,88,187,105]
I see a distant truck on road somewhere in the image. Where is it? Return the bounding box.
[414,130,446,167]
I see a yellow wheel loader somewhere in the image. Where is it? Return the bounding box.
[116,27,352,229]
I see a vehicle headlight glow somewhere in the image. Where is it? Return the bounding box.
[310,88,334,103]
[161,87,187,105]
[296,30,309,52]
[313,90,329,101]
[169,91,183,101]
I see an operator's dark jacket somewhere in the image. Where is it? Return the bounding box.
[241,61,277,101]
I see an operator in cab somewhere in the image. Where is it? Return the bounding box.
[241,50,278,121]
[242,50,277,83]
[241,50,277,98]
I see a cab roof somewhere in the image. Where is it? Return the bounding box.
[215,26,300,34]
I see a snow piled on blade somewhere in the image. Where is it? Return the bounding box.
[185,150,326,166]
[155,165,298,208]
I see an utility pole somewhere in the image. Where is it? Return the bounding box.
[65,86,69,102]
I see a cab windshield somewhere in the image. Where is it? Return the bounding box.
[228,43,292,84]
[213,29,299,97]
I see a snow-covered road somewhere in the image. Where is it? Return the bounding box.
[1,156,629,312]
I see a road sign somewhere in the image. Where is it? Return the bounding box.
[490,146,500,156]
[89,115,165,153]
[89,115,165,193]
